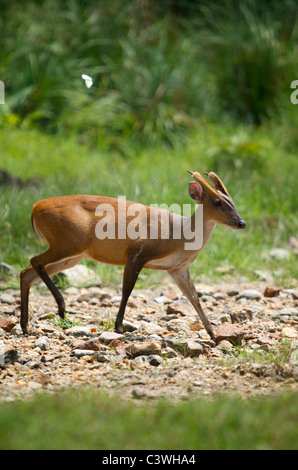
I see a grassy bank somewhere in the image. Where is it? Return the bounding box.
[0,389,297,450]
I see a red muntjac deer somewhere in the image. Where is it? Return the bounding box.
[20,171,246,340]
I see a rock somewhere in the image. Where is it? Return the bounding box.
[0,262,16,279]
[71,349,96,358]
[161,287,179,300]
[216,339,233,351]
[0,317,17,332]
[229,306,253,323]
[213,291,228,300]
[27,381,43,390]
[272,308,298,321]
[148,355,164,366]
[236,289,261,300]
[254,270,274,282]
[264,286,280,297]
[72,339,103,351]
[94,352,113,363]
[98,331,125,345]
[256,335,276,351]
[126,341,161,358]
[281,327,297,339]
[1,348,19,366]
[35,336,50,351]
[154,295,169,304]
[65,326,95,337]
[122,320,139,332]
[183,341,204,357]
[53,264,100,287]
[226,289,239,297]
[138,321,163,335]
[215,323,245,346]
[269,248,290,260]
[201,295,217,304]
[166,302,191,316]
[166,318,192,333]
[0,294,15,305]
[163,346,178,358]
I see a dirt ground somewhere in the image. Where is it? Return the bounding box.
[0,274,297,403]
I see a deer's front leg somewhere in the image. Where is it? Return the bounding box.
[168,267,215,341]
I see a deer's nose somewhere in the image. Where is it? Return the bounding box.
[238,219,246,229]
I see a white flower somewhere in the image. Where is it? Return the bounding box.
[81,74,93,88]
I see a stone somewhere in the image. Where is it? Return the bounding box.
[71,349,96,358]
[138,321,163,335]
[98,331,125,345]
[148,355,164,366]
[229,306,253,323]
[201,295,217,304]
[1,347,19,366]
[126,341,161,358]
[35,336,50,351]
[264,286,280,297]
[272,308,298,321]
[166,302,191,316]
[65,326,95,337]
[216,340,233,351]
[0,294,15,305]
[269,248,290,260]
[53,264,100,287]
[0,262,16,278]
[215,323,245,346]
[72,339,103,351]
[236,289,261,300]
[281,327,297,339]
[0,317,17,332]
[254,270,274,282]
[154,295,169,304]
[183,341,204,357]
[122,320,139,332]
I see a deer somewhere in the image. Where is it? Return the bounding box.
[20,170,246,340]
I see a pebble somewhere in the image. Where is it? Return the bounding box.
[138,320,163,335]
[65,326,95,337]
[183,341,204,357]
[71,349,96,358]
[148,355,164,366]
[264,286,280,297]
[126,341,161,358]
[269,248,291,260]
[281,327,297,339]
[0,262,16,279]
[236,289,262,300]
[0,317,17,332]
[215,323,245,346]
[98,331,125,345]
[0,294,15,305]
[34,336,50,351]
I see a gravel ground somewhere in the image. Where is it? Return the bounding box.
[0,273,297,403]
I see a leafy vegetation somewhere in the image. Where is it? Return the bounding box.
[1,0,297,145]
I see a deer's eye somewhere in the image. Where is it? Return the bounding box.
[214,199,221,207]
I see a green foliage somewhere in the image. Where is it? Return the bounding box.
[0,390,297,449]
[0,0,297,145]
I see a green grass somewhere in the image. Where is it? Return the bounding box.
[0,390,297,450]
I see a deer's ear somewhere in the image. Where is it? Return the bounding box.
[189,182,203,202]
